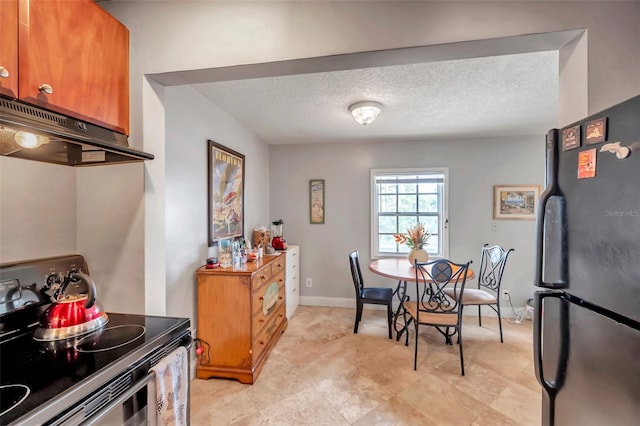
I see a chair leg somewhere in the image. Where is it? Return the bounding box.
[478,305,482,327]
[413,320,419,370]
[458,325,465,376]
[354,302,363,334]
[386,303,393,339]
[497,303,504,343]
[457,306,463,344]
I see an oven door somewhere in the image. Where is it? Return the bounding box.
[87,372,154,426]
[48,333,192,426]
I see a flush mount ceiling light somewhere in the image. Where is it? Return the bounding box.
[349,101,383,126]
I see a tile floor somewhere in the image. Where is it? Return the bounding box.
[191,306,540,425]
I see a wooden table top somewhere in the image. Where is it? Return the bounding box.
[368,257,475,282]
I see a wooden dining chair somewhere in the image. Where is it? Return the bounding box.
[348,251,394,339]
[405,258,471,374]
[444,244,514,342]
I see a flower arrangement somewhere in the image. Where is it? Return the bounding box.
[394,222,430,250]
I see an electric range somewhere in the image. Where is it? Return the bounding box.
[0,255,191,425]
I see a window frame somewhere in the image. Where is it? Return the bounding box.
[370,167,449,259]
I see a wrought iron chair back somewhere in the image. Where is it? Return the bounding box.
[414,259,470,317]
[477,244,514,293]
[406,258,472,374]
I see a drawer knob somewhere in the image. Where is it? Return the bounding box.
[0,66,9,78]
[38,83,53,94]
[259,318,265,323]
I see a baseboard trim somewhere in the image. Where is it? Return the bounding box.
[299,296,354,308]
[299,296,515,316]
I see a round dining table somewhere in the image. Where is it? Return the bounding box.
[368,257,475,342]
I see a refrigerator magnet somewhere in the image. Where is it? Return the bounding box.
[577,148,597,179]
[562,125,581,151]
[585,117,607,145]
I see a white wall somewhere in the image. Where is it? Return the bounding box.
[0,157,76,262]
[164,86,270,321]
[98,1,638,324]
[76,164,145,314]
[3,1,636,327]
[270,136,543,308]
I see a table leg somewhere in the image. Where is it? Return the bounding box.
[392,280,410,344]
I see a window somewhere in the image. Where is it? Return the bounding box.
[371,168,449,258]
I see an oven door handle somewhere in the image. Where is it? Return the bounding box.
[82,371,156,425]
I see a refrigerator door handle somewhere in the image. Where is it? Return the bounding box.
[534,290,569,426]
[535,129,567,288]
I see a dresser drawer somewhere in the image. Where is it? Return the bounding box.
[251,263,272,290]
[271,256,286,276]
[252,302,285,362]
[252,271,285,319]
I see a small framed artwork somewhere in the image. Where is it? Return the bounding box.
[577,148,597,179]
[309,179,325,224]
[562,125,581,151]
[208,140,245,246]
[493,185,542,220]
[585,117,607,145]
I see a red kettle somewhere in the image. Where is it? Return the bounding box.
[34,271,109,341]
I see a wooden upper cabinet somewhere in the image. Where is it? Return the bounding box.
[17,0,130,134]
[0,0,19,98]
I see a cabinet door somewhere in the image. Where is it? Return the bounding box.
[18,0,130,134]
[0,0,18,97]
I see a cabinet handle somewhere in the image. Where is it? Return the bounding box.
[0,66,9,78]
[278,296,283,300]
[258,340,265,346]
[259,318,265,323]
[38,83,53,94]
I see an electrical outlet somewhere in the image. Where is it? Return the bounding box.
[306,278,312,288]
[502,290,510,300]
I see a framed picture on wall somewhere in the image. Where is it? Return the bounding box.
[310,179,325,224]
[493,185,541,220]
[208,140,245,246]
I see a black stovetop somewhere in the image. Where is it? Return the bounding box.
[0,312,190,425]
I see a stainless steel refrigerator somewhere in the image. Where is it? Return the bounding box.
[534,94,640,426]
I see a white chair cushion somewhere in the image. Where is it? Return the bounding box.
[443,288,497,305]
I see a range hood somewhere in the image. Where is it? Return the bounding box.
[0,98,154,166]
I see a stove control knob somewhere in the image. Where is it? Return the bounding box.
[44,273,64,302]
[45,273,64,287]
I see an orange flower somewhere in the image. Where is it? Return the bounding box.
[394,223,430,249]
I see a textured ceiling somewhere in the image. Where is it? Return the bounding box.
[191,50,559,145]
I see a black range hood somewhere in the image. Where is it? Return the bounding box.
[0,98,154,166]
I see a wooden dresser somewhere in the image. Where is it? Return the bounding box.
[195,254,287,384]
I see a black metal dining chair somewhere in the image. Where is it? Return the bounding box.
[348,251,394,339]
[404,258,472,374]
[444,244,514,342]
